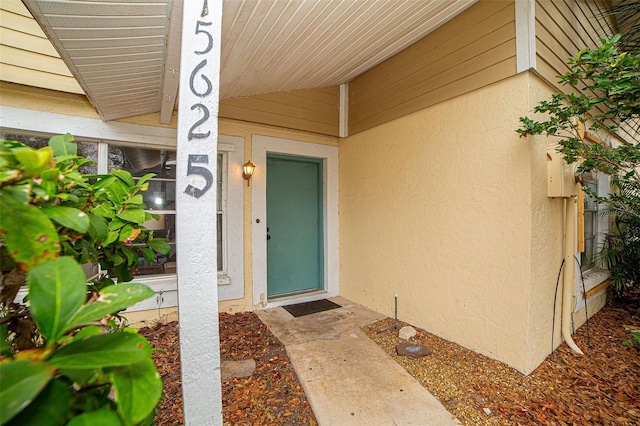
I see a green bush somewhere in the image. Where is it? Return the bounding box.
[599,184,640,295]
[518,35,640,297]
[0,135,170,425]
[622,326,640,350]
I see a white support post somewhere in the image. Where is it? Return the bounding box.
[339,82,349,138]
[175,0,223,424]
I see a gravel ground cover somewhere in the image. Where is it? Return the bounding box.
[362,304,640,425]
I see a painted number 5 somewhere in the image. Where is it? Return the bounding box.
[195,20,212,54]
[184,154,213,198]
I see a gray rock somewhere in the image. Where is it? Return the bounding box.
[221,359,256,381]
[399,325,417,340]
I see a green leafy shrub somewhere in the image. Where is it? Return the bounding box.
[599,184,640,295]
[622,326,640,350]
[518,35,640,296]
[0,135,170,425]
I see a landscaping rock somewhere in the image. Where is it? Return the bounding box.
[399,325,417,340]
[396,341,432,358]
[221,359,256,381]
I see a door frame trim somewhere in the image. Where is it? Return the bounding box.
[251,135,339,308]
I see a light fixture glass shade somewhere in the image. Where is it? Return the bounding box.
[243,161,255,179]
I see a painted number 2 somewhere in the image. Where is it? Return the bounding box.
[184,10,215,198]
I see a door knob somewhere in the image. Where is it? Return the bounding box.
[267,234,271,240]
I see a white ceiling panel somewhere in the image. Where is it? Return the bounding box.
[218,0,478,99]
[24,0,172,121]
[19,0,478,122]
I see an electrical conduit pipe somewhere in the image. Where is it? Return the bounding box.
[562,196,584,354]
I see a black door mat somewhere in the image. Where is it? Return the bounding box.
[282,299,341,317]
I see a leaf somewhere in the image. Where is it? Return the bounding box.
[0,360,55,424]
[28,257,86,343]
[40,206,90,233]
[103,179,131,204]
[109,358,162,425]
[91,203,116,219]
[139,247,155,263]
[12,147,53,174]
[118,224,134,242]
[103,231,119,246]
[147,238,171,255]
[0,324,11,356]
[111,169,135,187]
[67,284,154,330]
[72,325,103,341]
[0,193,60,270]
[48,134,76,157]
[41,168,61,183]
[116,208,146,224]
[67,408,122,426]
[6,378,70,426]
[87,213,108,243]
[49,332,152,370]
[120,246,137,265]
[123,194,144,205]
[108,218,127,231]
[134,173,155,188]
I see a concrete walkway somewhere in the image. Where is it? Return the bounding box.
[256,296,460,426]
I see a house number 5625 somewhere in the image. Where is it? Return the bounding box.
[184,2,215,199]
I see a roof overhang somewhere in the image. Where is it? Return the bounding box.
[20,0,478,122]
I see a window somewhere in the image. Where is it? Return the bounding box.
[216,136,245,299]
[108,145,177,277]
[1,133,244,302]
[581,179,599,271]
[217,152,225,273]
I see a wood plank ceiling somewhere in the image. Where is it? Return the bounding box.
[15,0,477,122]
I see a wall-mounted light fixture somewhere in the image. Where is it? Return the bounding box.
[242,161,255,186]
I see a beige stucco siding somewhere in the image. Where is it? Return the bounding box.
[524,74,566,372]
[348,0,517,135]
[340,73,538,372]
[219,86,340,137]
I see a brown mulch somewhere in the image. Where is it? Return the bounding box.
[140,301,639,426]
[139,312,317,426]
[362,304,640,425]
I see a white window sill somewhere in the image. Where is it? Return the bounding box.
[580,268,610,292]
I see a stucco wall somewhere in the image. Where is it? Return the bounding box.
[524,74,566,372]
[340,73,541,372]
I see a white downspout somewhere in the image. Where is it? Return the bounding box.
[562,196,584,354]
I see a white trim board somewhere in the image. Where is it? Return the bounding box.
[515,0,536,73]
[218,135,245,301]
[0,105,177,148]
[251,135,339,309]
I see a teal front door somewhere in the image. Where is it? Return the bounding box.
[266,154,324,297]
